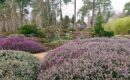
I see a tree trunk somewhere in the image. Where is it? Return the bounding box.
[91,0,95,27]
[2,9,6,32]
[20,1,24,27]
[60,0,63,21]
[21,8,24,26]
[46,0,50,26]
[87,11,91,28]
[74,0,76,29]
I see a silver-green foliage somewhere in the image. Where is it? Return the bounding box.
[0,50,39,80]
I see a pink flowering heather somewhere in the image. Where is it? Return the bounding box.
[0,36,47,53]
[38,38,130,80]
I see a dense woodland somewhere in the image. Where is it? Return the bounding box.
[0,0,73,32]
[0,0,129,35]
[0,0,117,31]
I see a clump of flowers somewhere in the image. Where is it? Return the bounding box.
[0,50,39,80]
[38,38,130,80]
[0,36,47,53]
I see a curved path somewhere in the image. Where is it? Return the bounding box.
[33,52,48,61]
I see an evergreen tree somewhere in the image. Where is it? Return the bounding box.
[62,16,70,29]
[94,11,104,37]
[124,2,130,16]
[94,11,114,37]
[0,0,6,3]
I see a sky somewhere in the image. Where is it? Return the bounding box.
[62,0,130,18]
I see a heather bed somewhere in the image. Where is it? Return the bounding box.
[0,50,39,80]
[38,38,130,80]
[0,36,47,53]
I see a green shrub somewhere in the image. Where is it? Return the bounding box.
[19,24,43,37]
[43,26,62,42]
[0,50,39,80]
[94,12,114,37]
[94,12,104,37]
[104,17,130,35]
[103,31,114,37]
[114,17,130,35]
[41,25,74,43]
[80,28,94,39]
[103,20,115,32]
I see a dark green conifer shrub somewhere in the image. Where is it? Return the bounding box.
[19,24,43,37]
[94,12,114,37]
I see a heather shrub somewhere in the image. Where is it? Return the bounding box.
[0,50,39,80]
[0,34,6,39]
[0,36,47,53]
[38,38,130,80]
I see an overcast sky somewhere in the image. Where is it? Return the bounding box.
[62,0,129,18]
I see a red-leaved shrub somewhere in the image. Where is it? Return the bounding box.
[38,38,130,80]
[0,36,47,53]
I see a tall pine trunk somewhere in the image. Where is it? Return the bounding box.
[91,0,95,27]
[74,0,76,29]
[60,0,63,21]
